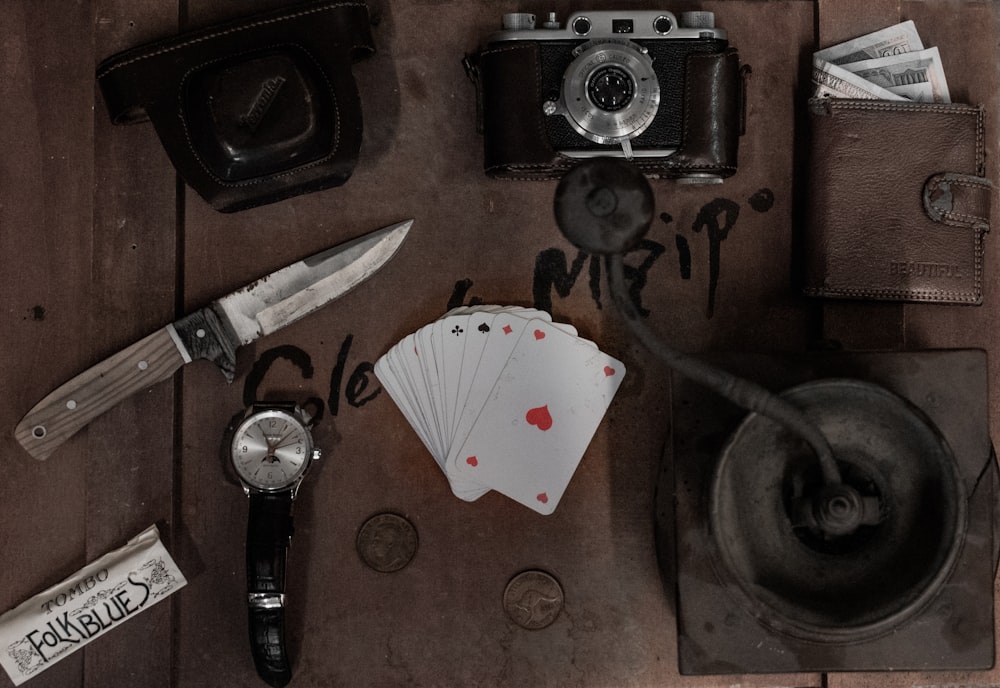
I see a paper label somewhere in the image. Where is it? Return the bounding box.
[0,525,187,686]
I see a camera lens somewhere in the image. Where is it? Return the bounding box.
[587,66,635,112]
[559,39,660,147]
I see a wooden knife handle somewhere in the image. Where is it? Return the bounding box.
[15,327,188,460]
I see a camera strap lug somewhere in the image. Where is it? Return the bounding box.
[462,54,485,134]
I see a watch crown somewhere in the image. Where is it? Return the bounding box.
[311,448,322,461]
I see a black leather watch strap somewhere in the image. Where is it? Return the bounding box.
[247,491,294,687]
[248,605,291,688]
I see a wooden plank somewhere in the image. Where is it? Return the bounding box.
[825,1,1000,686]
[82,1,182,687]
[814,0,907,351]
[170,1,821,686]
[0,0,996,686]
[815,2,1000,686]
[0,1,99,685]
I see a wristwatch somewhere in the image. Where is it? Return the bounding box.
[230,402,321,687]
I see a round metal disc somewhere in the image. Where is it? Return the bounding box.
[356,513,418,572]
[709,379,967,643]
[553,157,654,255]
[503,570,564,630]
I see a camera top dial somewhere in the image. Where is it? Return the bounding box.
[491,10,725,42]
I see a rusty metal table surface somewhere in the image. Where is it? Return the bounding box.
[1,1,999,687]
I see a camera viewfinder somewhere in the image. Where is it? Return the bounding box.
[612,19,634,34]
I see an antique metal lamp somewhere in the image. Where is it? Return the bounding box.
[553,158,998,673]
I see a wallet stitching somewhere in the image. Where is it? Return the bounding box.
[975,106,986,175]
[807,224,985,301]
[96,2,367,79]
[926,177,993,227]
[176,43,343,188]
[815,100,987,302]
[804,288,981,303]
[805,286,981,301]
[826,100,979,116]
[806,226,984,302]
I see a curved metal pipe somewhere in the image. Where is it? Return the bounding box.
[606,253,842,486]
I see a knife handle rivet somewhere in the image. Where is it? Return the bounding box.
[138,360,149,371]
[66,400,77,410]
[196,328,206,338]
[32,426,46,439]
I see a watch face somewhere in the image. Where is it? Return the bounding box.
[231,409,313,491]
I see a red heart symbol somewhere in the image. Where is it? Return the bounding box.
[525,405,553,431]
[603,366,615,377]
[533,329,545,340]
[537,493,549,504]
[466,456,478,467]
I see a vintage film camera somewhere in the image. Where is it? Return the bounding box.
[467,10,746,182]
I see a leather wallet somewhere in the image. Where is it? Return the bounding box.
[97,1,375,213]
[802,98,993,304]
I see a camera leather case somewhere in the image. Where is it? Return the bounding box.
[802,98,993,304]
[468,43,746,180]
[96,1,375,213]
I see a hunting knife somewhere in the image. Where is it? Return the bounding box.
[15,219,413,460]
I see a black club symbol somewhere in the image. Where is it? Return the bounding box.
[451,326,464,336]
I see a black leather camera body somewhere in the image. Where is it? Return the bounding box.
[468,10,747,182]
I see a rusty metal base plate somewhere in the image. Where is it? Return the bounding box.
[659,350,998,674]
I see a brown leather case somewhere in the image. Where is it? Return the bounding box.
[802,98,993,304]
[96,1,375,213]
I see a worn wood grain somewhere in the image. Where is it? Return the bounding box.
[0,1,101,686]
[0,1,998,687]
[14,328,187,461]
[83,2,182,687]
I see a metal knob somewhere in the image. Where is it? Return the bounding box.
[553,158,843,496]
[501,13,536,30]
[679,11,716,29]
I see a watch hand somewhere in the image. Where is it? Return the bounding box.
[255,423,287,458]
[271,436,300,452]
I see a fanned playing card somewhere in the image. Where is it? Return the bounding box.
[450,319,624,514]
[375,306,625,513]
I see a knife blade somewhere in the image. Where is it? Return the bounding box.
[15,219,413,461]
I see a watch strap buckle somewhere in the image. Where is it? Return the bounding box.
[248,592,286,610]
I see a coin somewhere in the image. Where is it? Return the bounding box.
[502,570,564,630]
[356,513,418,572]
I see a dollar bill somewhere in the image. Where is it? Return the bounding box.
[811,56,908,101]
[839,47,951,103]
[814,20,924,65]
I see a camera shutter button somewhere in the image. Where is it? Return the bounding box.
[541,12,560,29]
